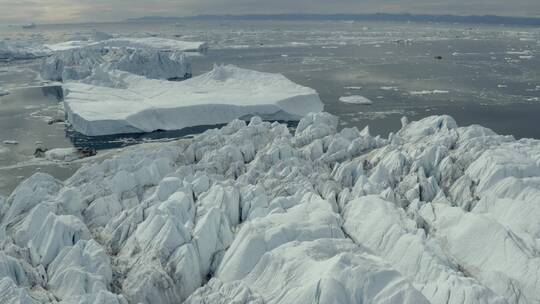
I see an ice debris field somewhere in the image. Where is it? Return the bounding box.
[1,111,540,303]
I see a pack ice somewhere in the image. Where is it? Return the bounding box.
[63,65,324,136]
[1,112,539,304]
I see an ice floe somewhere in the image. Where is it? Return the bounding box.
[1,112,540,303]
[410,90,450,95]
[63,64,323,136]
[339,95,373,105]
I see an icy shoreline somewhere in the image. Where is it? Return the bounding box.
[1,112,539,303]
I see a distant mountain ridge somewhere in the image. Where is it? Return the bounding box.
[127,13,540,26]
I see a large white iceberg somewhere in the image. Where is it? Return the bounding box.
[2,111,540,303]
[45,37,208,54]
[63,65,324,136]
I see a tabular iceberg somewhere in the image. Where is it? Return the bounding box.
[63,65,324,136]
[45,37,208,54]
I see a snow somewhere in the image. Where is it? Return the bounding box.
[2,111,540,303]
[339,95,373,105]
[63,64,324,136]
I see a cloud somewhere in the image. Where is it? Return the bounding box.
[0,0,538,23]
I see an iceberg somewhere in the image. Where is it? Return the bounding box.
[339,95,373,104]
[2,111,540,303]
[63,65,324,136]
[41,48,191,82]
[0,40,48,61]
[45,37,208,54]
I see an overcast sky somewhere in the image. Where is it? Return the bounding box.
[1,0,539,24]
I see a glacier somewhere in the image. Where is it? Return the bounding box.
[1,112,540,303]
[62,65,324,136]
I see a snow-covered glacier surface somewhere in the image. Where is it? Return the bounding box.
[63,65,324,136]
[1,112,540,304]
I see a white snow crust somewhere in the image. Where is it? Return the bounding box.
[63,65,324,136]
[1,112,539,303]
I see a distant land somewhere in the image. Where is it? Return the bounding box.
[126,13,540,26]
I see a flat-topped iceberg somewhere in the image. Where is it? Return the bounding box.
[2,112,539,303]
[45,37,208,54]
[63,65,324,136]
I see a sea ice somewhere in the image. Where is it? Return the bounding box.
[63,65,323,136]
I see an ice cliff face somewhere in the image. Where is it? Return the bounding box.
[40,48,192,82]
[0,112,539,303]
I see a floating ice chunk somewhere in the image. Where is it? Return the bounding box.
[339,95,373,105]
[44,148,85,162]
[344,86,362,90]
[2,140,19,145]
[63,65,323,136]
[0,89,9,96]
[410,90,450,95]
